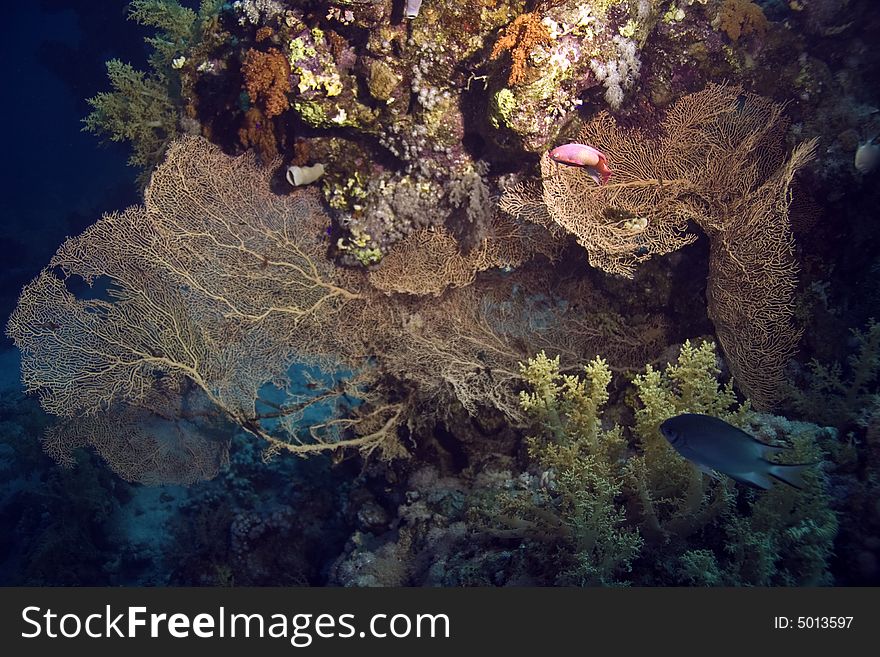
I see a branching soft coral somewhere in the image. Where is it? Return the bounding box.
[627,340,746,543]
[792,319,880,429]
[83,59,179,169]
[241,47,291,118]
[83,0,222,174]
[489,13,552,86]
[632,340,751,442]
[629,341,835,584]
[515,352,643,585]
[510,341,837,585]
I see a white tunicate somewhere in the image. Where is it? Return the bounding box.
[405,0,423,20]
[286,163,325,186]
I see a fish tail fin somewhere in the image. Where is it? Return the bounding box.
[760,442,791,454]
[766,462,817,490]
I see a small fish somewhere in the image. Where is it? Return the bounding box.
[548,143,613,184]
[854,135,879,174]
[659,413,815,490]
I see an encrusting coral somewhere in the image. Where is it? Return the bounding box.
[485,1,652,152]
[717,0,769,43]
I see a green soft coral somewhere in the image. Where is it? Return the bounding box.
[632,339,750,438]
[792,319,880,429]
[722,415,837,585]
[83,59,179,170]
[336,227,383,265]
[510,341,837,585]
[517,351,642,585]
[287,34,343,97]
[83,0,222,174]
[127,0,197,72]
[629,342,836,584]
[626,340,746,541]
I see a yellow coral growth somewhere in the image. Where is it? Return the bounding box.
[517,350,642,584]
[632,340,750,442]
[519,351,615,450]
[241,47,291,118]
[718,0,768,42]
[490,13,552,86]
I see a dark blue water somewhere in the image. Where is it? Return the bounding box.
[0,2,353,585]
[0,2,140,327]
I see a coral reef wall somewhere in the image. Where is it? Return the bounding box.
[5,0,880,585]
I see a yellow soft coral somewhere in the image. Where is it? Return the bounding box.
[517,351,640,585]
[626,340,748,540]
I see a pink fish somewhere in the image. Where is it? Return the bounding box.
[548,143,612,184]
